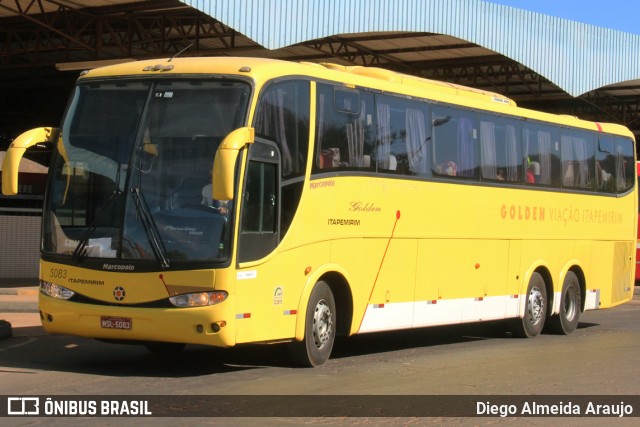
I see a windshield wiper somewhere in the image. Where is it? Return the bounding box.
[72,189,122,262]
[130,187,170,269]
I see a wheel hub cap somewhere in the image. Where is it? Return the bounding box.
[528,287,544,325]
[312,299,333,349]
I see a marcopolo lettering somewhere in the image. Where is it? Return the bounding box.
[102,264,135,271]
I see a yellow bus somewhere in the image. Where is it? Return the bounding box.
[2,57,636,366]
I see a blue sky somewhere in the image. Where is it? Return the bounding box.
[485,0,639,35]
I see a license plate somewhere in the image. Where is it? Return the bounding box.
[100,316,132,330]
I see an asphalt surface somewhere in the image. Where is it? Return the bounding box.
[0,278,39,339]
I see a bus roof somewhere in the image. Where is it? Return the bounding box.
[78,56,634,139]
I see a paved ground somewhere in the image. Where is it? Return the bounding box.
[0,278,40,339]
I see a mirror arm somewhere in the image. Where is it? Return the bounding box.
[2,127,59,196]
[212,127,254,201]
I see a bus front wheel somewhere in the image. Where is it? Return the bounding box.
[546,271,581,335]
[288,281,336,367]
[511,272,547,338]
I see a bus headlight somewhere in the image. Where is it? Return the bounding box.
[40,281,75,300]
[169,291,228,308]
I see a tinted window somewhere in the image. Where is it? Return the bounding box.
[479,114,522,183]
[596,136,617,193]
[432,106,479,179]
[595,136,635,193]
[561,130,595,189]
[314,84,376,172]
[254,80,310,179]
[238,149,280,263]
[615,136,635,193]
[242,161,277,233]
[523,124,561,186]
[376,94,430,175]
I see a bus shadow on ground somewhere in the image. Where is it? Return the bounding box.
[0,320,599,377]
[331,320,599,360]
[332,320,512,360]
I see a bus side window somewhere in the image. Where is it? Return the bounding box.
[254,80,309,238]
[254,81,309,179]
[313,84,375,172]
[404,105,430,175]
[375,94,430,176]
[560,130,595,190]
[432,107,479,179]
[523,124,561,187]
[479,113,522,183]
[596,137,616,193]
[615,136,635,193]
[595,135,636,193]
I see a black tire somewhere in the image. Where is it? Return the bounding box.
[546,271,581,335]
[511,272,547,338]
[288,281,336,367]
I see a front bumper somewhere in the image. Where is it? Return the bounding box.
[39,293,236,347]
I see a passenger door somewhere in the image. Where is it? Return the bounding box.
[237,139,280,263]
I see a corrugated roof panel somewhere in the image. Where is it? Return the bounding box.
[181,0,640,96]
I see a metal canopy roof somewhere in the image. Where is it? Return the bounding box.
[186,0,640,98]
[1,0,640,136]
[0,0,143,18]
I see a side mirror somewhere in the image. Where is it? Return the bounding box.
[212,127,254,201]
[2,127,59,196]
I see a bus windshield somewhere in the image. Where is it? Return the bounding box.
[42,79,250,265]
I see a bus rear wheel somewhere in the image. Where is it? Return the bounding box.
[546,271,581,335]
[511,272,547,338]
[288,281,336,367]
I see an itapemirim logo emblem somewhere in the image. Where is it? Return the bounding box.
[113,286,126,301]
